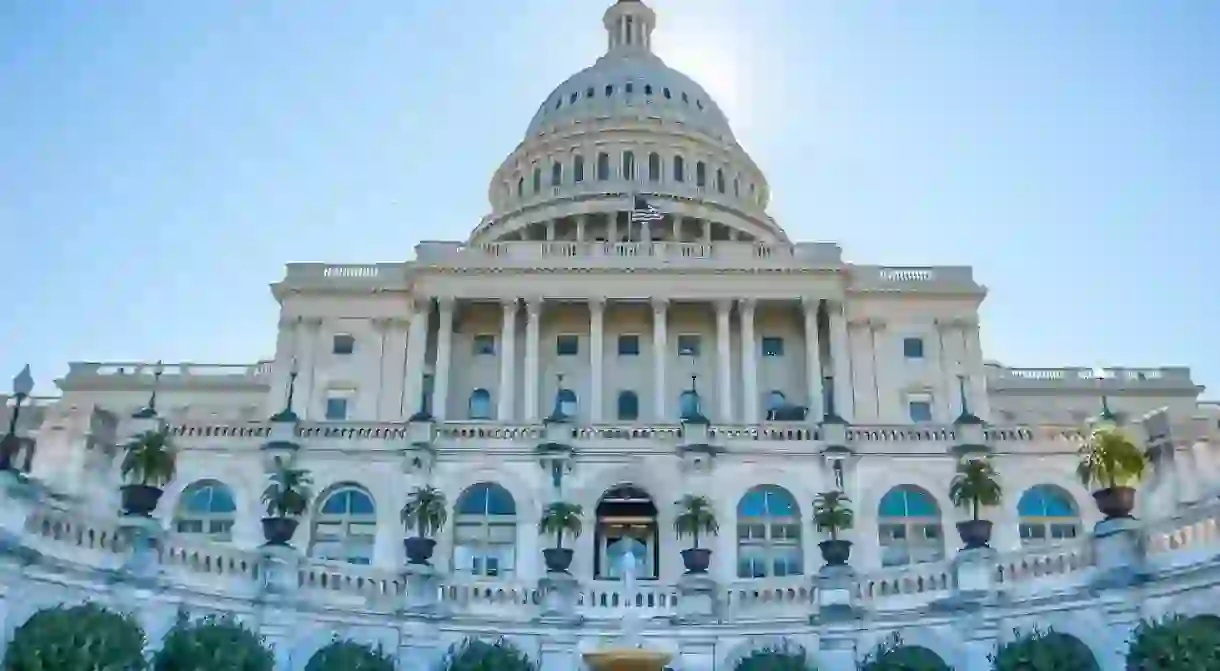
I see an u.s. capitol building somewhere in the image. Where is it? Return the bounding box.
[4,2,1220,670]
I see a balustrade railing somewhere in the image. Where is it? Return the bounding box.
[855,560,954,609]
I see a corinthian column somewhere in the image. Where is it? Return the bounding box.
[498,298,518,421]
[802,298,824,419]
[524,298,543,422]
[651,298,669,420]
[590,298,606,422]
[740,299,759,423]
[433,298,455,420]
[715,300,733,422]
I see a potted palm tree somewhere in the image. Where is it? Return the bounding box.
[401,485,447,565]
[1077,426,1149,519]
[538,501,583,573]
[119,426,177,516]
[948,457,1003,549]
[813,491,854,565]
[673,494,718,574]
[260,457,313,545]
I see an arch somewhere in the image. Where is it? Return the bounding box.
[765,391,787,415]
[469,388,492,419]
[616,391,639,420]
[648,152,661,182]
[595,484,659,579]
[679,389,701,419]
[877,485,944,566]
[309,484,377,565]
[736,485,802,578]
[870,646,950,670]
[721,636,810,671]
[173,480,237,541]
[859,628,959,671]
[453,483,518,578]
[1017,484,1081,546]
[557,388,578,417]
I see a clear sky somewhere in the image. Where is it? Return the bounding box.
[2,0,1217,398]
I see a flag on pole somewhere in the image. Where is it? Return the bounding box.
[630,194,664,223]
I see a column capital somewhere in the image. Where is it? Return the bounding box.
[650,297,669,314]
[500,297,520,312]
[739,298,757,315]
[390,317,411,330]
[825,299,847,316]
[713,299,734,315]
[407,296,432,316]
[588,296,607,313]
[800,296,822,315]
[299,316,324,330]
[436,296,456,313]
[371,317,393,332]
[525,297,545,316]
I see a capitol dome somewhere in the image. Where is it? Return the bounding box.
[471,0,786,246]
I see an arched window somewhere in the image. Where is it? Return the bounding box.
[648,152,661,182]
[1017,485,1080,545]
[573,154,585,183]
[454,483,517,578]
[622,151,635,180]
[558,388,578,417]
[174,481,236,540]
[596,485,659,579]
[696,161,707,188]
[469,388,492,420]
[532,166,541,194]
[716,168,725,193]
[617,391,639,420]
[878,486,944,566]
[597,152,610,181]
[679,390,701,419]
[734,177,740,197]
[516,176,524,197]
[737,485,802,578]
[673,156,685,182]
[310,486,376,565]
[550,161,562,187]
[766,391,787,414]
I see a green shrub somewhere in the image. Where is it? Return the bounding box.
[306,637,396,671]
[990,627,1098,671]
[3,602,147,671]
[859,632,952,671]
[440,637,538,671]
[152,611,273,671]
[735,641,817,671]
[1126,614,1220,670]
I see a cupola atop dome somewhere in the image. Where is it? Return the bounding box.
[603,0,656,56]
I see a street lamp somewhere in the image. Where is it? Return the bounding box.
[0,365,34,472]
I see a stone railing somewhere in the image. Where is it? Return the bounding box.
[855,559,954,610]
[993,538,1094,595]
[721,576,815,621]
[62,361,274,386]
[985,364,1195,389]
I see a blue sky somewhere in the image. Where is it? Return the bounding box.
[2,0,1217,397]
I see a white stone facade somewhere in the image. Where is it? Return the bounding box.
[4,2,1220,669]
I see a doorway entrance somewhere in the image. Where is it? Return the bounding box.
[594,485,659,580]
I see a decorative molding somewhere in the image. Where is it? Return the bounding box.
[650,297,669,313]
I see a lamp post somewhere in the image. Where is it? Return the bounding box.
[1,365,35,472]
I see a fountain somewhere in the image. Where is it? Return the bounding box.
[582,542,673,671]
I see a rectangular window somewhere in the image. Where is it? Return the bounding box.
[473,334,496,356]
[903,337,925,359]
[556,334,579,356]
[332,334,355,355]
[677,334,701,356]
[574,155,585,183]
[761,336,784,357]
[617,334,640,356]
[325,395,350,421]
[908,400,933,423]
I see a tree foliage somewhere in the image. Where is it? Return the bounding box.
[989,627,1098,671]
[1126,615,1220,671]
[120,427,177,487]
[734,641,816,671]
[948,458,1002,521]
[858,633,952,671]
[151,611,274,671]
[305,637,396,671]
[4,602,147,671]
[439,638,538,671]
[537,502,583,550]
[813,491,855,540]
[673,494,719,549]
[401,485,447,537]
[261,457,313,517]
[1076,427,1148,490]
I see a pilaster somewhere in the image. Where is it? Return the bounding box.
[802,297,824,420]
[826,301,854,422]
[499,298,519,421]
[589,297,606,422]
[739,299,759,423]
[651,298,669,420]
[403,299,430,420]
[715,299,734,422]
[379,318,410,420]
[295,318,323,420]
[525,298,543,422]
[433,298,455,421]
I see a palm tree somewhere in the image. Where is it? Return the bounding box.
[261,458,313,518]
[673,494,719,549]
[120,427,177,487]
[401,485,448,537]
[948,458,1003,521]
[812,491,855,541]
[1077,426,1148,491]
[538,502,583,550]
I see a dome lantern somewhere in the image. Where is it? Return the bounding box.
[603,0,656,56]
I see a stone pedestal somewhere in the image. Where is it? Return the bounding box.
[403,563,441,613]
[261,421,299,470]
[539,631,579,671]
[258,544,301,598]
[674,573,717,622]
[1091,517,1147,588]
[538,573,581,622]
[816,564,858,620]
[117,515,163,583]
[951,547,998,602]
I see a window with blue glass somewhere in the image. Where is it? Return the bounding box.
[679,389,701,419]
[557,388,578,417]
[617,391,639,420]
[617,334,640,356]
[597,152,610,181]
[1017,485,1080,545]
[903,337,925,359]
[325,395,349,421]
[761,337,784,357]
[573,155,585,183]
[454,483,517,578]
[877,486,943,567]
[737,485,803,578]
[473,334,496,356]
[556,335,579,356]
[908,399,933,423]
[310,486,376,565]
[332,334,355,355]
[174,481,236,540]
[766,391,787,415]
[677,334,701,356]
[468,389,492,420]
